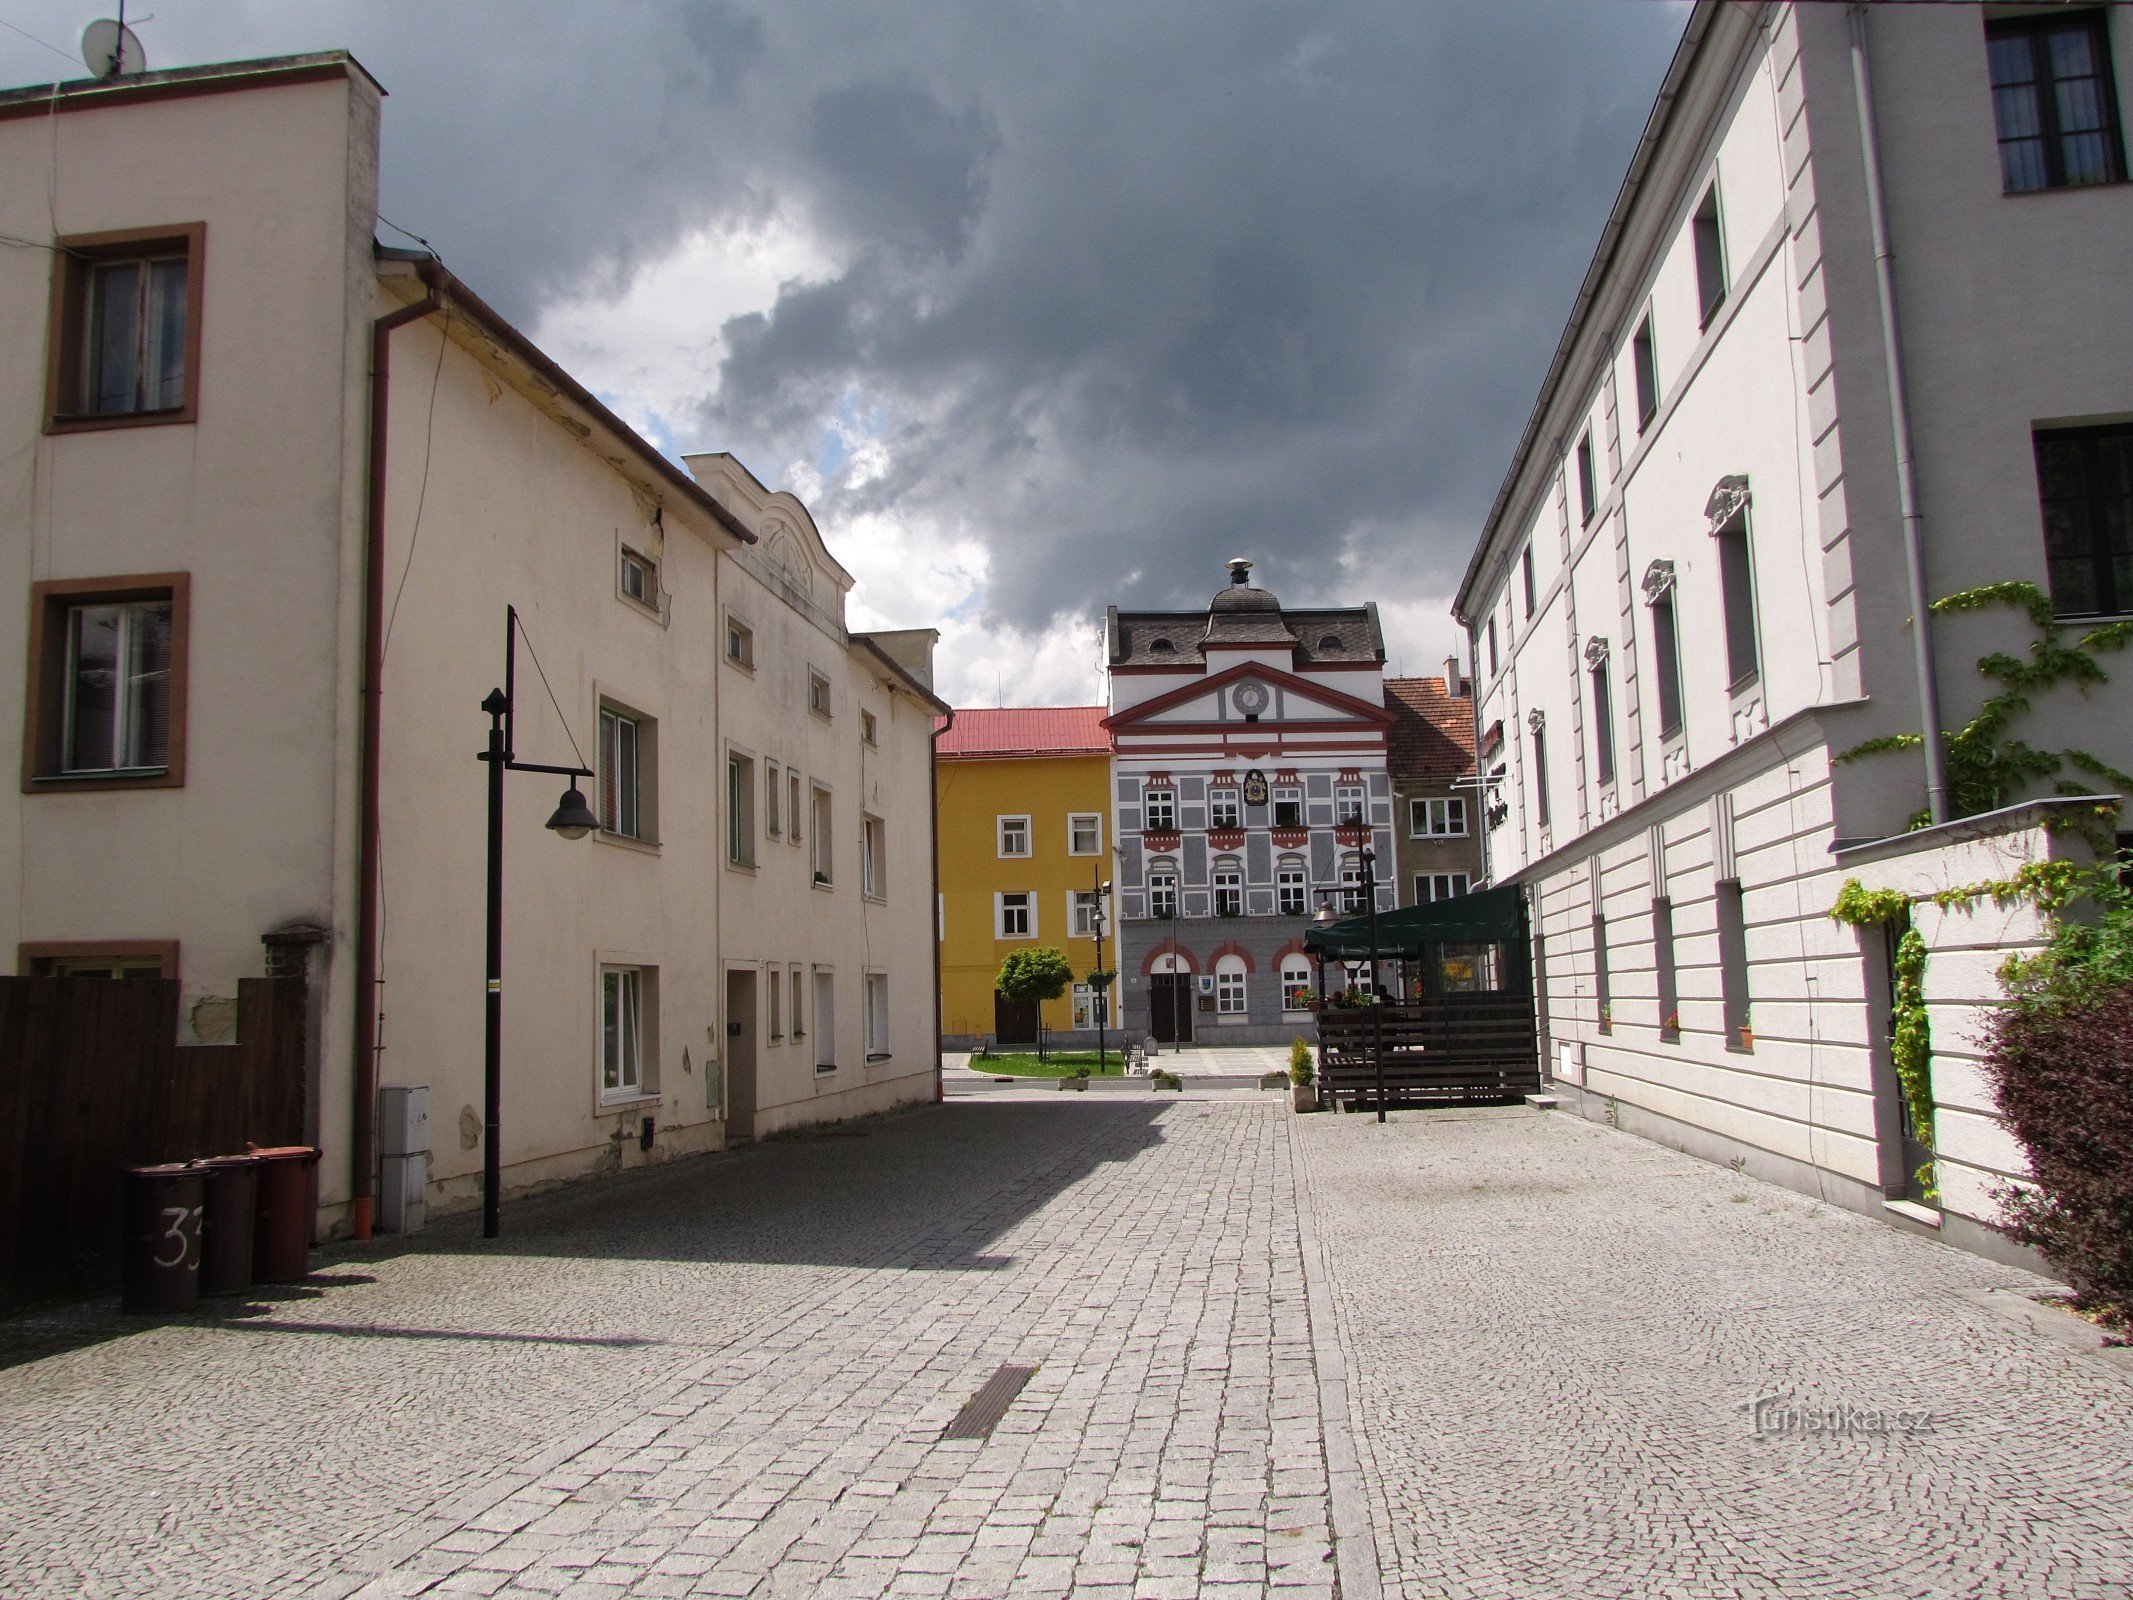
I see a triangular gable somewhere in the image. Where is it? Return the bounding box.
[1104,661,1395,731]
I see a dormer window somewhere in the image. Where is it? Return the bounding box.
[1148,637,1176,654]
[1318,634,1342,652]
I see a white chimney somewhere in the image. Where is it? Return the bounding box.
[1445,655,1464,696]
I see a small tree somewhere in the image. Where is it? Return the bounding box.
[997,947,1074,1058]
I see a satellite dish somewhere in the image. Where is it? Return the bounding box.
[82,19,148,78]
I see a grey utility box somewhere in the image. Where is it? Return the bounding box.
[377,1085,429,1234]
[378,1084,429,1156]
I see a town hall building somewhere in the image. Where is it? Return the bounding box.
[1107,561,1395,1045]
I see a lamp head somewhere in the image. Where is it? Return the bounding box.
[545,784,599,840]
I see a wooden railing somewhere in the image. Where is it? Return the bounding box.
[1315,995,1540,1109]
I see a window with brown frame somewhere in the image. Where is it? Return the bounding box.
[19,939,177,978]
[24,574,189,792]
[46,224,205,432]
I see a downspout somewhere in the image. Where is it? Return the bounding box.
[931,712,953,1101]
[351,267,443,1239]
[1849,3,1950,824]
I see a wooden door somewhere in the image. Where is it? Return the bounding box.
[993,994,1039,1046]
[724,969,757,1142]
[1149,975,1194,1044]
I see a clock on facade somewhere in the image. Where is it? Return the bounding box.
[1243,770,1269,807]
[1233,681,1270,716]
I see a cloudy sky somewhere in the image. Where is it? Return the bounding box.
[3,1,1687,706]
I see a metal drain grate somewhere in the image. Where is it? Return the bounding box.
[941,1364,1037,1440]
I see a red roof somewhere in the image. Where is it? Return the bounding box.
[1383,677,1476,784]
[936,706,1111,758]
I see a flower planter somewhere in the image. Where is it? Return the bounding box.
[1738,1025,1754,1050]
[1292,1083,1319,1113]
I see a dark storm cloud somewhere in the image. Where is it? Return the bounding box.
[4,0,1687,637]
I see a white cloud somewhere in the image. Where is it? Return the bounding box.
[530,213,838,444]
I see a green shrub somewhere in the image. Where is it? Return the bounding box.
[1288,1035,1315,1087]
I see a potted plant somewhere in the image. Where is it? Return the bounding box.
[1738,1010,1754,1051]
[1289,1036,1318,1112]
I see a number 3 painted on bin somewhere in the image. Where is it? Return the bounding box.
[155,1205,201,1267]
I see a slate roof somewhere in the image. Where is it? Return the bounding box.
[1383,676,1476,785]
[1109,606,1382,668]
[935,706,1111,758]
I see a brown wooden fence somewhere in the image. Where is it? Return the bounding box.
[1316,995,1541,1110]
[0,975,306,1306]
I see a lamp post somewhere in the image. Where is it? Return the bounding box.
[477,606,597,1239]
[1090,866,1113,1072]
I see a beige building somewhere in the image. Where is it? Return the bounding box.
[0,53,942,1236]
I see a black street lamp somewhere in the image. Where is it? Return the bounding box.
[1090,866,1113,1072]
[477,605,596,1239]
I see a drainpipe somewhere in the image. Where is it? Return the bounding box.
[1849,3,1950,825]
[351,267,443,1239]
[931,711,953,1101]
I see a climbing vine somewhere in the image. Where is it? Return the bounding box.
[1837,582,2133,837]
[1829,881,1936,1197]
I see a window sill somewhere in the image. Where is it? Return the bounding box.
[599,1090,658,1112]
[596,829,662,856]
[25,766,180,794]
[617,592,665,625]
[723,656,756,676]
[813,1062,838,1075]
[863,892,887,905]
[46,405,196,436]
[866,1052,892,1065]
[812,877,835,892]
[726,857,756,874]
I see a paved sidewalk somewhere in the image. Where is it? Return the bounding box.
[3,1096,2130,1598]
[1294,1105,2133,1600]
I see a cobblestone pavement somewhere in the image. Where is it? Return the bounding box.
[0,1098,1333,1599]
[1294,1105,2133,1600]
[4,1097,2130,1599]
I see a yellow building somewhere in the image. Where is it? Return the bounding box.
[936,708,1114,1046]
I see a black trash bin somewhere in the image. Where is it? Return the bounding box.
[199,1154,262,1296]
[122,1163,204,1314]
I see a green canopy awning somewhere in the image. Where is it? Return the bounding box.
[1303,883,1525,959]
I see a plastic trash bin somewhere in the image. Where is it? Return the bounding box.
[121,1163,204,1314]
[251,1145,321,1284]
[199,1154,262,1296]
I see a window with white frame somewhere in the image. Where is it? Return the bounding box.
[600,703,653,840]
[1214,957,1247,1015]
[1272,785,1303,828]
[600,966,646,1100]
[865,972,890,1060]
[724,614,754,669]
[1068,813,1102,855]
[1213,865,1243,917]
[1071,983,1103,1030]
[810,786,833,883]
[808,670,832,718]
[790,964,805,1038]
[619,546,657,608]
[860,708,878,746]
[1335,783,1367,826]
[1277,863,1307,916]
[998,815,1031,857]
[768,966,783,1042]
[1341,861,1364,912]
[1071,889,1105,938]
[765,762,781,836]
[1280,954,1314,1011]
[1409,796,1468,838]
[50,592,177,775]
[788,771,802,844]
[997,892,1033,939]
[726,751,755,866]
[861,813,887,899]
[1144,789,1176,831]
[1416,872,1471,904]
[1209,788,1241,829]
[813,969,836,1070]
[1148,866,1178,919]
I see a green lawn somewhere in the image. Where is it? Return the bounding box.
[971,1051,1128,1079]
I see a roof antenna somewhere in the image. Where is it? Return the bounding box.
[82,3,148,77]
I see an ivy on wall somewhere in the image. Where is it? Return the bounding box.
[1829,881,1936,1196]
[1837,581,2132,836]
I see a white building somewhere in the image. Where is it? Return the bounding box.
[1108,560,1395,1045]
[1456,2,2133,1264]
[0,53,943,1238]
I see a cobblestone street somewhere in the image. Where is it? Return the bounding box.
[3,1097,2131,1599]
